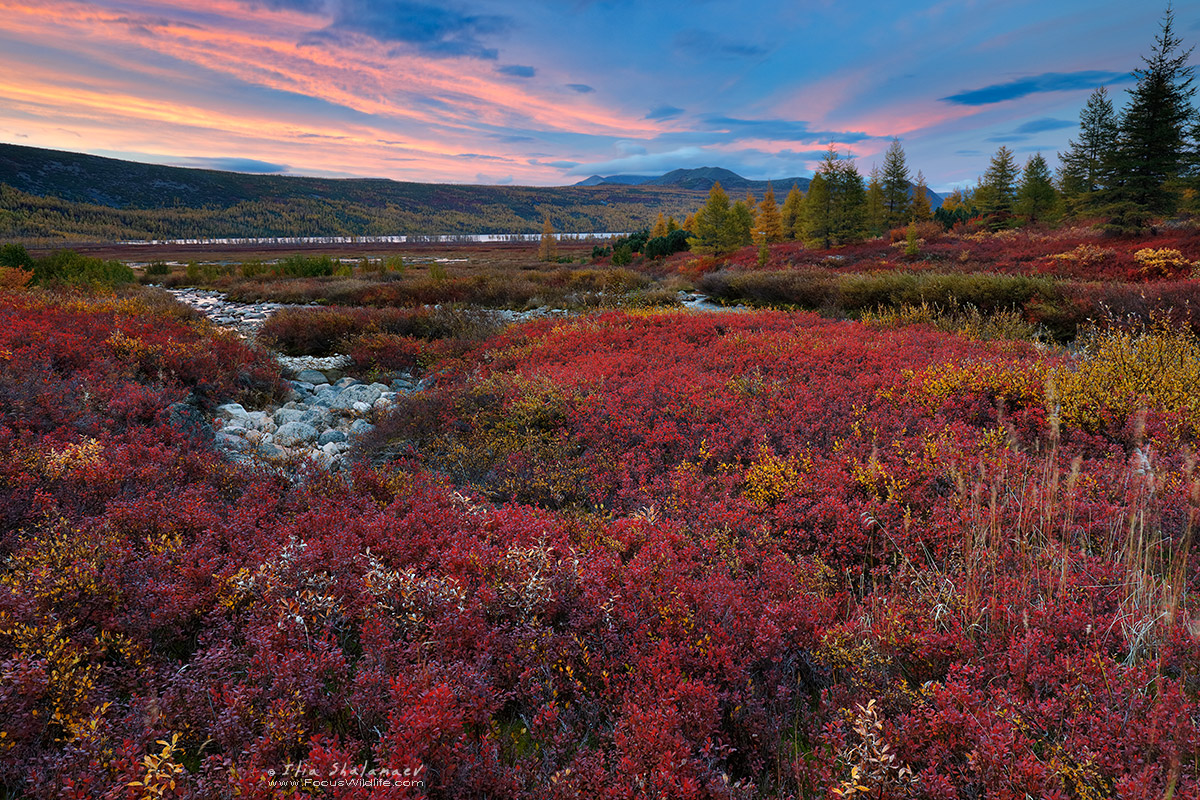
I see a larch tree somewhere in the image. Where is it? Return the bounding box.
[688,182,732,254]
[909,170,932,221]
[1016,153,1059,224]
[538,216,558,262]
[723,199,755,252]
[880,138,911,229]
[802,146,867,249]
[650,212,669,240]
[780,183,804,241]
[753,183,785,243]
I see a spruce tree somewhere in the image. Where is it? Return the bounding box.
[866,167,886,236]
[753,183,784,243]
[1109,5,1197,215]
[723,200,755,252]
[880,138,911,228]
[1058,87,1119,198]
[801,171,832,249]
[780,183,804,241]
[977,146,1019,225]
[1016,153,1058,224]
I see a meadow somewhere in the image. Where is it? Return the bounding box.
[1,224,1199,798]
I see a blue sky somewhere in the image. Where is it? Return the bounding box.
[0,0,1194,191]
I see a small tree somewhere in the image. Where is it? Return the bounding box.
[977,146,1019,225]
[650,212,669,240]
[780,183,804,241]
[1058,87,1119,199]
[753,183,785,244]
[881,138,911,228]
[909,170,932,221]
[1016,153,1058,224]
[538,216,558,262]
[689,182,732,254]
[723,200,755,252]
[865,167,886,236]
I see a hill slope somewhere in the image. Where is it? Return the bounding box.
[0,144,708,240]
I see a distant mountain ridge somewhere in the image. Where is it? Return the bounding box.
[576,165,942,207]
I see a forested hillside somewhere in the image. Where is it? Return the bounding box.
[0,145,706,240]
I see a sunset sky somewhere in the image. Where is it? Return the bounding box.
[0,1,1194,192]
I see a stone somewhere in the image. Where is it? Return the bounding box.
[352,401,372,414]
[317,429,347,446]
[220,425,248,437]
[330,384,382,411]
[368,382,390,394]
[349,419,374,436]
[299,407,331,427]
[290,381,315,394]
[257,443,286,460]
[296,369,327,385]
[215,402,248,420]
[215,432,250,452]
[275,421,319,447]
[321,441,342,458]
[273,408,305,427]
[166,400,212,439]
[335,377,360,389]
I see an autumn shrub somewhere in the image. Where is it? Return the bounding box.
[260,305,502,356]
[1051,320,1200,436]
[3,290,1199,799]
[0,266,32,289]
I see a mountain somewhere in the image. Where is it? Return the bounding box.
[573,166,942,207]
[574,174,657,187]
[0,144,708,241]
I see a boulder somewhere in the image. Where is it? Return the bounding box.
[296,369,328,385]
[215,403,248,421]
[273,408,306,427]
[275,421,319,447]
[317,429,347,446]
[331,384,382,411]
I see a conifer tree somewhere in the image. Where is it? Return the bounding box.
[1109,5,1197,215]
[538,216,558,262]
[909,170,932,221]
[1058,87,1119,198]
[801,146,867,249]
[688,182,732,254]
[780,183,804,241]
[667,216,680,233]
[1016,153,1058,224]
[865,167,886,236]
[650,212,669,240]
[724,200,755,252]
[753,183,784,243]
[977,146,1019,224]
[880,138,911,228]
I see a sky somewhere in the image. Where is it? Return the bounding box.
[0,0,1196,193]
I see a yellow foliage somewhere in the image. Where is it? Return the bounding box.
[128,733,185,799]
[1048,243,1115,266]
[1132,247,1197,278]
[0,266,32,289]
[1050,322,1200,435]
[41,437,104,479]
[743,445,809,504]
[902,360,1048,411]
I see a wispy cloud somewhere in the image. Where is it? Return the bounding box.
[497,64,535,78]
[645,104,684,120]
[566,83,594,93]
[940,70,1132,105]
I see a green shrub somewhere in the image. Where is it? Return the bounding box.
[1,243,32,269]
[145,261,170,276]
[33,250,135,287]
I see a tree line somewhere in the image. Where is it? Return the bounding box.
[677,5,1197,256]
